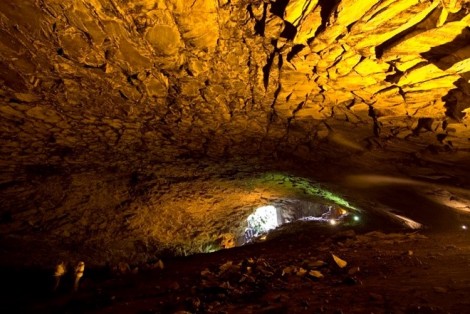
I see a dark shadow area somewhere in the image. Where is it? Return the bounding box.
[413,117,434,135]
[252,3,267,36]
[384,68,405,84]
[269,0,289,17]
[314,0,341,37]
[3,217,469,313]
[280,21,297,40]
[0,60,27,90]
[373,185,461,231]
[441,78,470,120]
[287,44,305,62]
[262,51,277,89]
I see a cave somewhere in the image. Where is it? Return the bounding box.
[1,0,470,312]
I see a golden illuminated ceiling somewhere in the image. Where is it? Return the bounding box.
[0,0,469,169]
[2,0,470,266]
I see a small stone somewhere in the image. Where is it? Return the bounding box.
[296,268,307,277]
[201,268,212,277]
[308,270,324,279]
[157,259,164,270]
[348,266,360,275]
[332,254,347,268]
[117,262,130,274]
[282,266,294,276]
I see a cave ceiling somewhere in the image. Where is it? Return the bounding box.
[2,0,470,267]
[0,0,469,175]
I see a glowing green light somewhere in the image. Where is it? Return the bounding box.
[252,172,358,211]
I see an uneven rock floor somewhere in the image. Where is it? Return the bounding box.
[2,224,470,313]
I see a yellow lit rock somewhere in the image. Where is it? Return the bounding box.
[383,20,469,60]
[1,0,470,265]
[145,11,183,56]
[334,53,362,76]
[294,4,322,44]
[265,14,285,39]
[349,0,439,53]
[26,107,63,124]
[403,75,459,92]
[284,0,318,27]
[332,254,347,268]
[310,0,377,52]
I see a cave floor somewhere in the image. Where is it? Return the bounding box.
[2,225,470,314]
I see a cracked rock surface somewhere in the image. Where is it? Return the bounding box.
[1,0,470,266]
[1,0,469,170]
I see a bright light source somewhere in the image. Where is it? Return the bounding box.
[353,215,360,222]
[247,205,279,236]
[462,225,468,230]
[329,219,337,225]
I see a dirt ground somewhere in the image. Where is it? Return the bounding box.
[1,222,469,314]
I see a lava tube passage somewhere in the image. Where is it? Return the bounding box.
[235,173,366,246]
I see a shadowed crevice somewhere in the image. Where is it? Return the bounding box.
[441,78,470,121]
[314,0,340,37]
[413,118,434,135]
[368,105,381,136]
[263,51,277,90]
[280,21,297,40]
[287,44,305,62]
[269,0,289,17]
[252,3,268,36]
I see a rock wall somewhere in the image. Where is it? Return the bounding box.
[1,0,469,175]
[1,0,470,266]
[0,160,358,266]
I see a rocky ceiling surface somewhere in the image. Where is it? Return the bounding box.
[1,0,470,266]
[1,0,470,173]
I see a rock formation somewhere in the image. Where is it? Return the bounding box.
[0,0,469,265]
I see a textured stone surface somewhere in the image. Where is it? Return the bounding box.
[0,0,469,170]
[1,0,470,265]
[0,161,361,265]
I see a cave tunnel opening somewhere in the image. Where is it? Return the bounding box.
[242,202,353,245]
[132,170,467,257]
